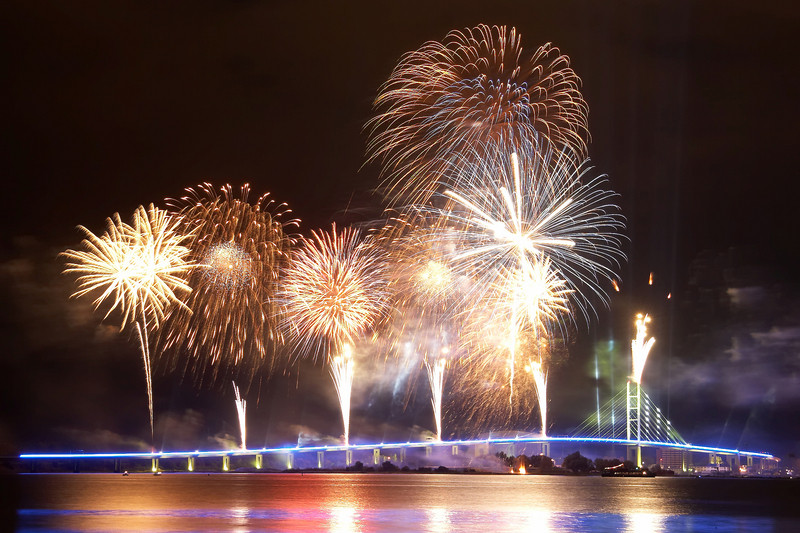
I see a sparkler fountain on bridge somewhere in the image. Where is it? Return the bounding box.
[426,353,448,442]
[526,358,548,437]
[232,381,247,450]
[628,313,656,466]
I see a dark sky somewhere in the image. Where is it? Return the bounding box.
[2,1,799,459]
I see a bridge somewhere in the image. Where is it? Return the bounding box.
[18,314,779,474]
[20,436,774,474]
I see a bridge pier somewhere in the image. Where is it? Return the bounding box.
[317,451,324,469]
[285,452,293,470]
[114,458,121,473]
[151,457,159,473]
[425,446,432,457]
[541,442,550,457]
[222,455,230,471]
[255,454,263,469]
[626,445,642,467]
[187,456,195,472]
[345,449,353,466]
[373,448,381,465]
[474,442,489,458]
[399,447,406,464]
[451,445,459,456]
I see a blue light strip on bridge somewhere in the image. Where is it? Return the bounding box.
[19,436,774,460]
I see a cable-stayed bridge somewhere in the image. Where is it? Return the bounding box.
[18,314,778,473]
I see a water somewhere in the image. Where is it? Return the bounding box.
[6,473,800,532]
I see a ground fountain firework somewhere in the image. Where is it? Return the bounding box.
[526,357,548,437]
[426,356,447,442]
[232,381,247,450]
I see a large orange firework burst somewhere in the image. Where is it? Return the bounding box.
[280,224,390,360]
[367,24,589,205]
[160,183,297,386]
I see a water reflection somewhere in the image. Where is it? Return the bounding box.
[519,509,553,532]
[329,506,361,533]
[426,507,451,533]
[13,474,797,532]
[626,512,666,533]
[230,506,249,532]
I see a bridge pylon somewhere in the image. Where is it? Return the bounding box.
[626,379,642,466]
[573,314,685,464]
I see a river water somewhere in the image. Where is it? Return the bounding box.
[6,473,800,532]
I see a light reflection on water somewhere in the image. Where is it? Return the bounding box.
[329,506,360,533]
[426,507,451,533]
[626,512,665,533]
[12,473,800,532]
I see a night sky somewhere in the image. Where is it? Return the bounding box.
[2,1,798,459]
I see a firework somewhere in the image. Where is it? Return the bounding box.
[433,146,625,329]
[367,24,588,205]
[444,332,557,435]
[426,356,447,441]
[280,224,390,445]
[375,218,467,436]
[401,145,623,428]
[160,183,297,386]
[330,346,355,446]
[477,258,570,413]
[525,358,548,437]
[62,205,194,438]
[280,224,389,356]
[231,381,247,450]
[631,313,655,385]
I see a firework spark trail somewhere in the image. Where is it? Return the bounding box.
[367,24,588,205]
[136,323,154,437]
[426,357,447,441]
[280,224,389,445]
[161,183,297,387]
[62,205,194,440]
[232,381,247,450]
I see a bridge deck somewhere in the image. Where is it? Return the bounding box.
[20,436,774,460]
